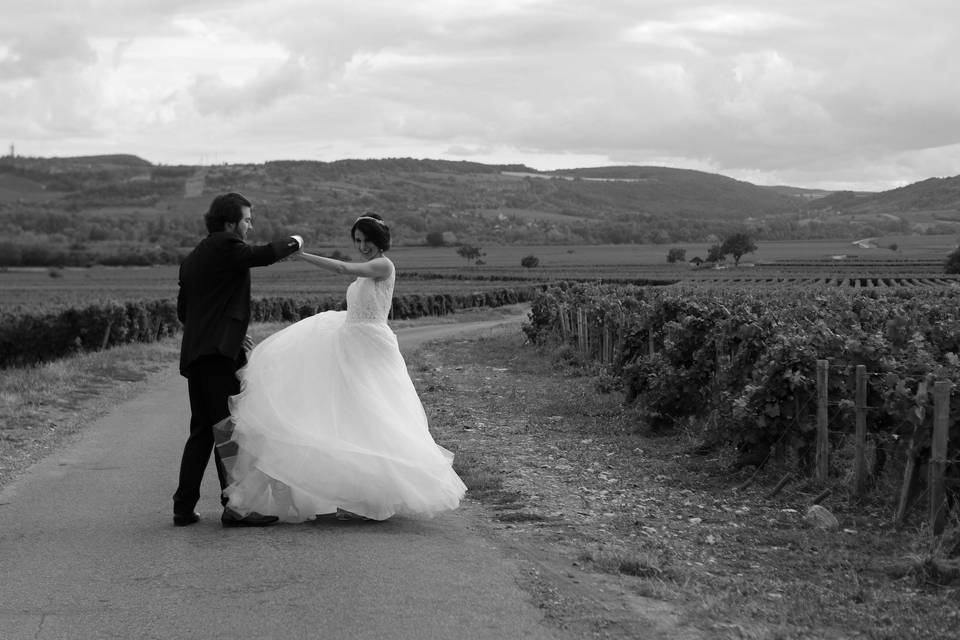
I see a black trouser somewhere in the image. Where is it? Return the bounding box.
[172,354,241,514]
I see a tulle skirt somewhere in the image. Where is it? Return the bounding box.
[223,311,466,522]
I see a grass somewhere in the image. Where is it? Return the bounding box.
[577,546,667,579]
[0,337,180,486]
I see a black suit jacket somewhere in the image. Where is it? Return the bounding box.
[178,231,301,376]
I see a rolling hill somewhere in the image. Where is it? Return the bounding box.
[808,175,960,214]
[0,155,802,219]
[0,154,958,252]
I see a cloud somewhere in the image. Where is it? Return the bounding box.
[2,0,960,190]
[189,57,308,116]
[0,20,96,79]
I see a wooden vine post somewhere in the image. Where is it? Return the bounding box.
[577,307,588,357]
[929,381,951,535]
[715,338,725,378]
[100,322,113,350]
[895,426,922,526]
[602,319,613,364]
[816,360,829,483]
[557,304,571,341]
[854,365,868,496]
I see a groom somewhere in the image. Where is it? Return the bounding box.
[173,192,302,528]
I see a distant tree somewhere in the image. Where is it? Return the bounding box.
[425,231,445,247]
[888,242,899,252]
[520,254,539,268]
[456,243,484,264]
[651,229,671,244]
[945,246,960,273]
[706,243,725,263]
[666,247,686,263]
[720,232,757,266]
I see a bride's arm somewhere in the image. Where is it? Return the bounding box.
[295,252,392,278]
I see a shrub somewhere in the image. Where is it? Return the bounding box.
[456,244,484,263]
[425,231,445,247]
[1,286,541,368]
[946,246,960,273]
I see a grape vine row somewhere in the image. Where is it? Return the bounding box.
[524,282,960,500]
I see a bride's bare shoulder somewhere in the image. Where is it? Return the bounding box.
[369,256,394,279]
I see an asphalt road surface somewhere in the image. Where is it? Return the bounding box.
[0,313,560,640]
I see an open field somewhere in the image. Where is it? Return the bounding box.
[390,233,958,266]
[2,236,958,313]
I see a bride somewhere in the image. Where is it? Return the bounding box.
[219,213,466,522]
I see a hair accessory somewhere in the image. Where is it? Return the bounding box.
[355,215,388,227]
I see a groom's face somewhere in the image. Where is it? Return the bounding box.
[235,206,253,240]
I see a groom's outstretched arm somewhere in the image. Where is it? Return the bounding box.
[226,235,303,269]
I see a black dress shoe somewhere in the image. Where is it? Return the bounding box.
[221,508,279,528]
[173,511,201,527]
[335,508,374,521]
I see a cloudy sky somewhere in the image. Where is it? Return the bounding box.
[2,1,959,191]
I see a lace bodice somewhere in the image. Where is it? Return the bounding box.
[345,265,395,324]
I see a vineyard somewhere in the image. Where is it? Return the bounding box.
[677,275,960,287]
[680,257,960,288]
[523,280,960,530]
[0,261,540,367]
[3,251,959,369]
[3,248,960,534]
[0,262,544,313]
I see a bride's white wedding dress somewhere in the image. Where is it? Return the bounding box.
[223,259,466,522]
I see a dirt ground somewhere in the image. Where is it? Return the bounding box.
[414,325,960,640]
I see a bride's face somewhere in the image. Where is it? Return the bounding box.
[353,230,380,261]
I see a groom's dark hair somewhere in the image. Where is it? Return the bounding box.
[351,212,391,251]
[204,192,252,233]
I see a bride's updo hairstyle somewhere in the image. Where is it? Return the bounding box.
[351,212,391,252]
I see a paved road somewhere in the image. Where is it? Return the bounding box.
[0,313,558,640]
